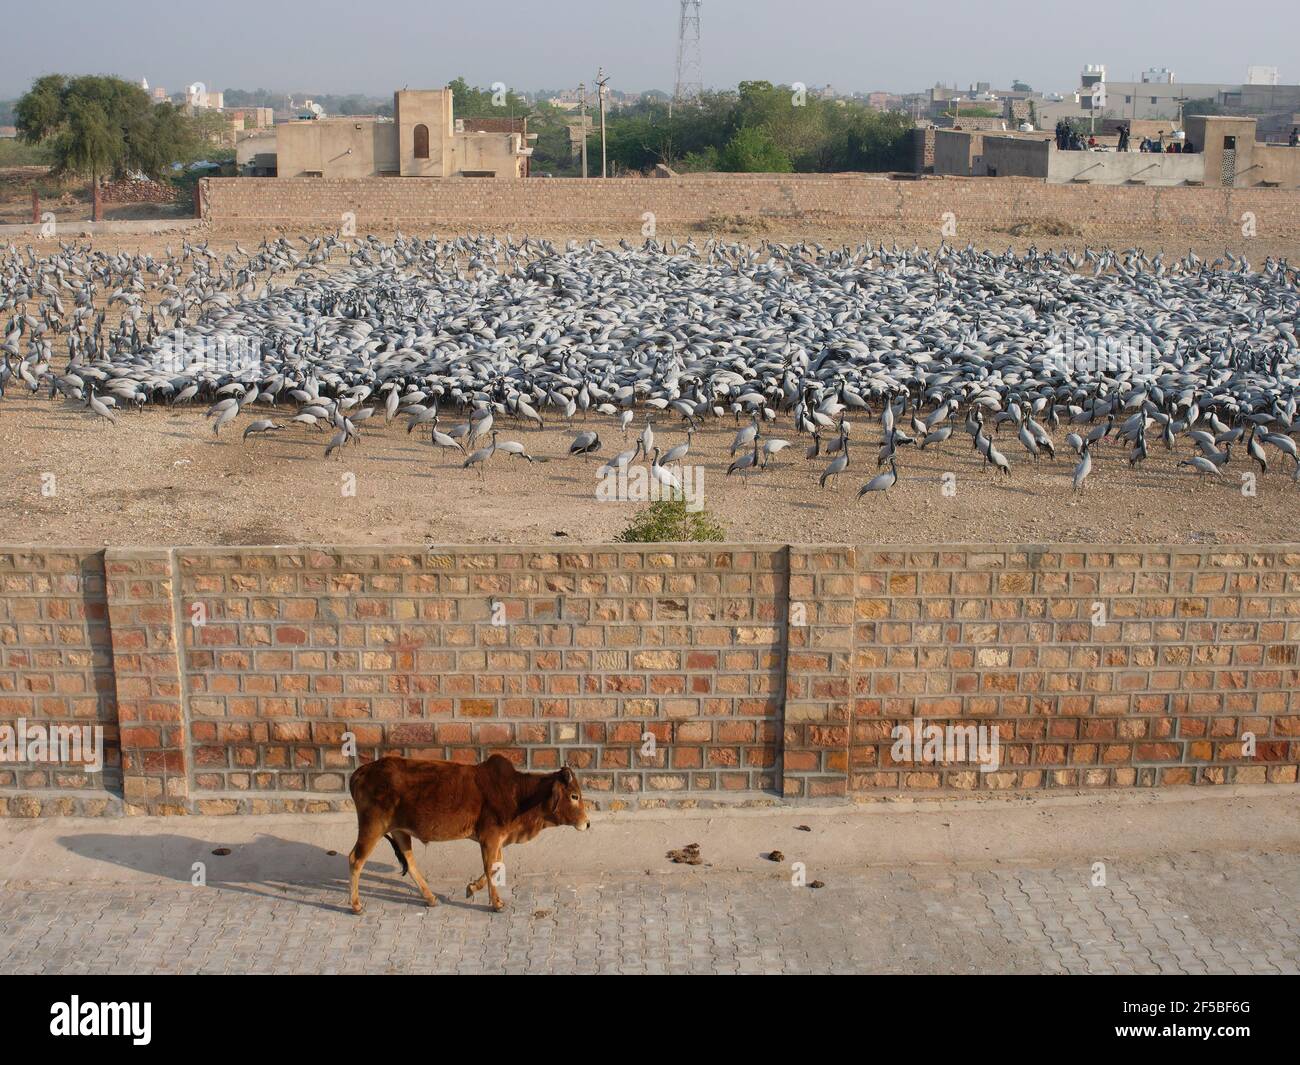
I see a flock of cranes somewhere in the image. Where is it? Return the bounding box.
[2,232,1298,506]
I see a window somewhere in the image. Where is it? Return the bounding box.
[413,124,429,159]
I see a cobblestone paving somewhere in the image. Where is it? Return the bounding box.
[2,851,1297,974]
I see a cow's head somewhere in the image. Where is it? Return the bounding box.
[548,766,590,831]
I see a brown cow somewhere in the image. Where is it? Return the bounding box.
[346,754,590,914]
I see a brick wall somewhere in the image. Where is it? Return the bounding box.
[1,543,1296,816]
[202,174,1300,237]
[176,546,785,814]
[850,547,1300,792]
[0,550,117,815]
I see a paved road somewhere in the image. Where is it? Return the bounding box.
[3,850,1297,974]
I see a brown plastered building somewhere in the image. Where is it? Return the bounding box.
[270,89,530,179]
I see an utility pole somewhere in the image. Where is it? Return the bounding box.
[596,67,609,178]
[578,82,588,179]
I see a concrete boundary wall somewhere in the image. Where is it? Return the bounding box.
[1,544,1296,817]
[1047,150,1205,186]
[199,175,1300,238]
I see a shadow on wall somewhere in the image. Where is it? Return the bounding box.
[81,551,122,793]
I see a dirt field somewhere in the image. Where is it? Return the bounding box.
[11,221,1300,266]
[0,167,192,226]
[3,218,1296,548]
[2,393,1294,547]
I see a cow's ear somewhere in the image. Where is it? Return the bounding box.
[559,766,576,786]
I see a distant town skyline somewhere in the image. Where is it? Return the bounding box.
[3,0,1294,101]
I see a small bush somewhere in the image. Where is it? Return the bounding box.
[614,498,726,543]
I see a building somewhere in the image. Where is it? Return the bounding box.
[138,77,169,102]
[545,90,582,112]
[928,114,1300,187]
[264,89,532,179]
[226,107,274,130]
[236,129,277,176]
[1078,65,1106,112]
[1182,114,1300,186]
[185,84,224,110]
[1141,67,1175,85]
[1067,64,1300,121]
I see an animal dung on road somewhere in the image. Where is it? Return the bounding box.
[667,843,703,865]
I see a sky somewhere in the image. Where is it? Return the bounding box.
[3,0,1296,100]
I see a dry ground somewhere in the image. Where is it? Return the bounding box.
[1,393,1294,547]
[0,167,190,225]
[11,221,1300,266]
[4,218,1297,547]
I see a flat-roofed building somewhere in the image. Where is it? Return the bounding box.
[268,89,532,179]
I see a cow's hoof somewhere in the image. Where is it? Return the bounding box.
[350,903,363,915]
[491,900,505,913]
[465,884,475,898]
[423,896,439,908]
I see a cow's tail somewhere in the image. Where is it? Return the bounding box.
[384,834,409,876]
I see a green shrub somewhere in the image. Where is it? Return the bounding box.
[614,498,726,543]
[0,139,53,166]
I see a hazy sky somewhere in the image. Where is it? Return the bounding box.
[4,0,1295,100]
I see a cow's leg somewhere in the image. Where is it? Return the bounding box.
[348,819,385,915]
[484,835,507,912]
[468,835,507,911]
[465,842,488,899]
[466,840,491,898]
[391,830,438,908]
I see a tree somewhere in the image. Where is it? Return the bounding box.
[446,76,529,117]
[823,108,913,171]
[719,126,792,172]
[15,74,196,180]
[529,122,581,177]
[61,98,117,180]
[598,82,912,176]
[189,109,232,148]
